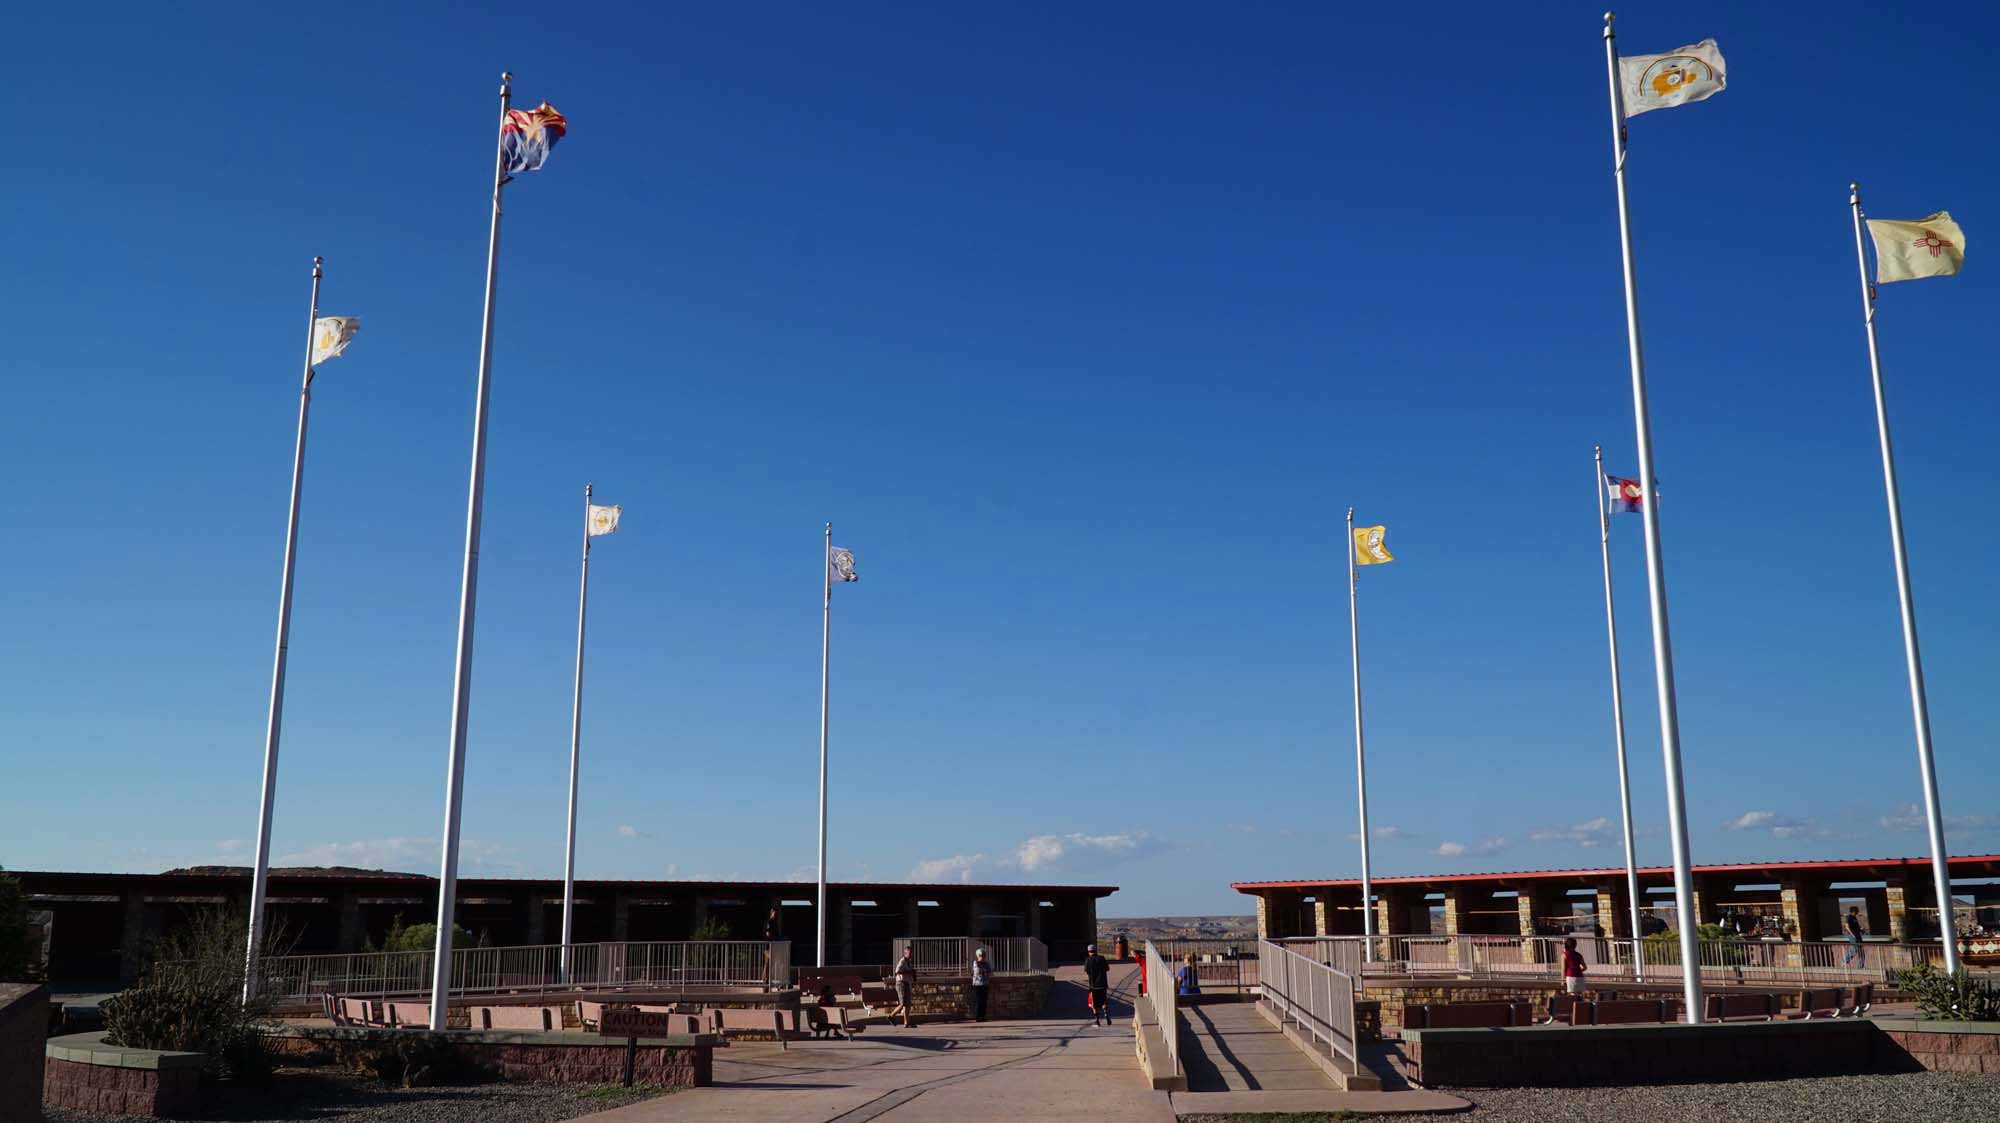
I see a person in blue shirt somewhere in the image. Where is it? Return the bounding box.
[1176,952,1201,998]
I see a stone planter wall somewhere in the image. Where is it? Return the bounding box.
[1396,1018,1874,1088]
[43,1032,202,1118]
[1870,1018,2000,1073]
[1,985,49,1123]
[263,1024,713,1086]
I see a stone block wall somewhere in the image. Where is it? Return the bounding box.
[42,1033,203,1118]
[1,985,49,1123]
[262,1024,712,1087]
[1396,1019,1875,1088]
[1873,1021,2000,1074]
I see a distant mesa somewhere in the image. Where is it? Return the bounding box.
[161,865,426,879]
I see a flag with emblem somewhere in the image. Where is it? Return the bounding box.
[502,102,567,174]
[1868,213,1966,284]
[587,504,621,537]
[1618,39,1726,117]
[311,316,360,365]
[1606,475,1645,514]
[828,546,857,584]
[1352,525,1394,566]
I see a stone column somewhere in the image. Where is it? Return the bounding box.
[1441,887,1463,937]
[1376,891,1395,938]
[523,893,546,946]
[1596,884,1623,938]
[1255,893,1273,940]
[119,890,148,985]
[1885,879,1911,942]
[1312,897,1331,937]
[336,891,365,953]
[1081,896,1098,954]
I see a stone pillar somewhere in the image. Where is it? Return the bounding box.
[1596,884,1623,938]
[1689,880,1713,930]
[119,890,148,985]
[1312,897,1331,937]
[1441,887,1463,936]
[523,893,546,946]
[1255,893,1273,940]
[1781,878,1816,941]
[1081,896,1098,954]
[1885,879,1911,942]
[1376,891,1395,938]
[1515,892,1536,936]
[336,891,365,953]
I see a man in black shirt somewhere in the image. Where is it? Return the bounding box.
[1083,945,1111,1026]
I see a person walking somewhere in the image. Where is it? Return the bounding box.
[1845,906,1868,967]
[970,947,992,1022]
[1561,936,1588,998]
[892,946,917,1028]
[1084,944,1111,1026]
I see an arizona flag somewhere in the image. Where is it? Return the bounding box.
[1606,475,1645,514]
[502,102,567,173]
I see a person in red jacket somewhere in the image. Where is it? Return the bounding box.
[1561,936,1588,997]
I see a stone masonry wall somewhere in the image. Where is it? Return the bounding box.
[42,1057,200,1117]
[1,985,48,1123]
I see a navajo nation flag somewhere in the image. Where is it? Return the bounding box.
[502,102,567,173]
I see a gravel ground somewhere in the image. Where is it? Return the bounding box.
[1360,1070,2000,1122]
[43,1066,668,1123]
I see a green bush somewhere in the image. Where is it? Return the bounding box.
[691,917,732,941]
[1896,963,2000,1022]
[366,915,473,954]
[102,907,287,1083]
[0,868,44,982]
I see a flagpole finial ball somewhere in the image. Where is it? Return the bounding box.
[1849,182,1860,193]
[1603,12,1614,25]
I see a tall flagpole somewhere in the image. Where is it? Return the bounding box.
[242,256,323,1004]
[561,483,593,981]
[1848,184,1961,973]
[816,523,832,967]
[430,72,514,1031]
[1347,507,1375,941]
[1602,13,1701,1022]
[1595,446,1645,976]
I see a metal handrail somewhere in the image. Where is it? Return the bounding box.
[890,936,1049,976]
[1259,939,1356,1068]
[1274,933,1945,987]
[251,939,791,1002]
[1142,939,1179,1079]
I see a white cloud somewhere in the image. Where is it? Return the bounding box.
[1724,810,1822,839]
[1881,803,2000,835]
[1226,823,1259,834]
[1347,825,1414,843]
[910,853,987,883]
[1529,817,1615,848]
[616,825,651,839]
[275,836,520,875]
[910,830,1170,883]
[1434,836,1509,859]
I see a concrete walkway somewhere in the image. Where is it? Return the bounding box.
[575,964,1173,1123]
[1173,999,1468,1115]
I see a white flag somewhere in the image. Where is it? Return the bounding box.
[828,546,857,584]
[1868,213,1966,284]
[588,504,622,537]
[1619,39,1726,117]
[311,316,360,365]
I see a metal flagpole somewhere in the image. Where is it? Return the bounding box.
[430,72,515,1031]
[1595,446,1646,977]
[1602,13,1702,1022]
[816,523,832,967]
[1848,184,1962,974]
[242,256,323,1004]
[561,483,593,982]
[1347,507,1375,941]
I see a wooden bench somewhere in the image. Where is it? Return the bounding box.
[578,1000,606,1031]
[1789,987,1844,1020]
[474,1005,562,1031]
[1704,993,1779,1022]
[797,967,877,996]
[1540,995,1586,1025]
[1405,1002,1530,1029]
[333,997,377,1027]
[708,1008,794,1049]
[1590,998,1671,1025]
[382,1001,431,1027]
[1845,982,1874,1017]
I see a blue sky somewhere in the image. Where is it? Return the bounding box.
[2,2,1994,917]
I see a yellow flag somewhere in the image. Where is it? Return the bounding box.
[1868,212,1966,284]
[1352,525,1393,566]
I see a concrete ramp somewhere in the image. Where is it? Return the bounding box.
[1177,1002,1336,1092]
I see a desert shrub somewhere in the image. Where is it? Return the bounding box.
[691,917,732,941]
[329,1034,475,1088]
[0,868,44,982]
[102,907,288,1083]
[1896,963,2000,1022]
[368,915,473,954]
